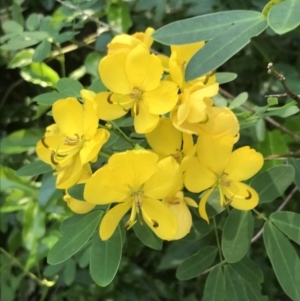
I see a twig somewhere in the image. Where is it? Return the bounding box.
[264,150,300,160]
[267,62,300,105]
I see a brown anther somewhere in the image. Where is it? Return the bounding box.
[151,219,159,228]
[245,190,252,200]
[41,137,49,148]
[124,221,131,229]
[223,196,233,208]
[50,151,59,165]
[123,107,131,112]
[56,153,67,158]
[107,92,113,104]
[203,74,210,85]
[135,103,140,116]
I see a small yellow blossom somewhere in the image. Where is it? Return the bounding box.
[96,45,178,133]
[84,150,182,241]
[184,134,263,222]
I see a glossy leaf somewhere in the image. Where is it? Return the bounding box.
[230,257,264,283]
[215,72,237,85]
[90,226,122,287]
[250,165,295,203]
[202,266,226,301]
[16,161,53,177]
[287,158,300,190]
[48,211,103,265]
[185,17,267,80]
[133,218,163,250]
[264,221,300,301]
[56,78,83,98]
[152,10,266,45]
[176,246,217,280]
[32,40,51,62]
[67,184,85,201]
[268,0,300,34]
[270,211,300,245]
[33,91,66,105]
[222,210,254,263]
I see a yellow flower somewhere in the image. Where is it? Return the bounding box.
[96,44,178,133]
[184,135,263,222]
[36,90,110,189]
[84,150,182,240]
[107,27,155,55]
[145,117,195,172]
[63,164,96,214]
[163,191,198,240]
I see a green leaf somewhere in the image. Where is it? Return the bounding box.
[32,40,51,62]
[250,165,295,203]
[152,10,266,45]
[185,17,267,80]
[90,226,122,287]
[107,2,132,33]
[67,184,85,201]
[270,211,300,245]
[230,257,264,283]
[263,221,300,301]
[176,246,218,280]
[255,118,266,142]
[84,52,103,77]
[63,258,76,285]
[133,217,163,250]
[26,14,41,31]
[224,265,267,301]
[8,49,35,69]
[2,20,23,34]
[16,161,53,177]
[206,188,225,217]
[12,2,24,27]
[56,78,83,97]
[60,215,86,234]
[33,91,66,105]
[222,210,254,263]
[229,92,248,110]
[47,211,103,264]
[215,72,237,85]
[287,158,300,190]
[21,62,60,87]
[268,0,300,34]
[182,219,213,241]
[38,172,57,207]
[202,266,226,301]
[88,78,107,93]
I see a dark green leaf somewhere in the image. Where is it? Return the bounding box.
[153,11,266,45]
[270,211,300,245]
[63,258,76,285]
[268,0,300,35]
[90,226,122,287]
[32,40,51,62]
[60,215,87,234]
[16,161,53,177]
[287,158,300,190]
[183,219,213,241]
[250,165,295,203]
[12,2,24,26]
[176,246,218,280]
[67,184,85,201]
[222,210,254,263]
[8,49,34,69]
[185,17,267,80]
[263,221,300,301]
[88,78,107,93]
[202,266,226,301]
[84,52,103,77]
[38,172,57,207]
[215,72,237,85]
[2,20,23,34]
[206,188,225,217]
[33,91,66,105]
[48,211,103,264]
[230,257,264,283]
[133,217,163,250]
[26,14,41,31]
[53,31,78,43]
[56,78,83,97]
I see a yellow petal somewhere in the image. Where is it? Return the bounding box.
[171,41,205,65]
[142,197,177,240]
[224,147,264,181]
[100,201,132,240]
[80,128,110,164]
[108,150,158,189]
[198,188,214,223]
[184,196,198,207]
[107,34,141,55]
[64,195,95,214]
[177,95,190,125]
[145,118,182,156]
[126,45,163,91]
[99,53,132,94]
[157,54,170,72]
[197,134,234,175]
[182,133,194,155]
[134,101,159,134]
[169,51,184,88]
[52,98,84,137]
[95,92,127,120]
[84,165,130,204]
[36,140,54,166]
[222,182,259,210]
[144,156,182,199]
[143,81,178,115]
[184,157,216,193]
[81,90,98,139]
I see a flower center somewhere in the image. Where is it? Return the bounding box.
[220,172,231,187]
[171,149,184,163]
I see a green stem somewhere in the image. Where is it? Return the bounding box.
[99,151,111,159]
[55,43,66,77]
[252,208,268,221]
[213,217,223,262]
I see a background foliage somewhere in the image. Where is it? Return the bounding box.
[0,0,300,300]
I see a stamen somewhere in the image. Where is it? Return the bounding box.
[65,134,80,146]
[107,92,113,104]
[245,190,252,200]
[151,219,159,228]
[135,103,140,116]
[50,151,59,165]
[203,74,210,85]
[41,137,49,148]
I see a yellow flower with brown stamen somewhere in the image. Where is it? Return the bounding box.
[84,150,182,241]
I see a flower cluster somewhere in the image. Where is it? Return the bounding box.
[36,28,263,241]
